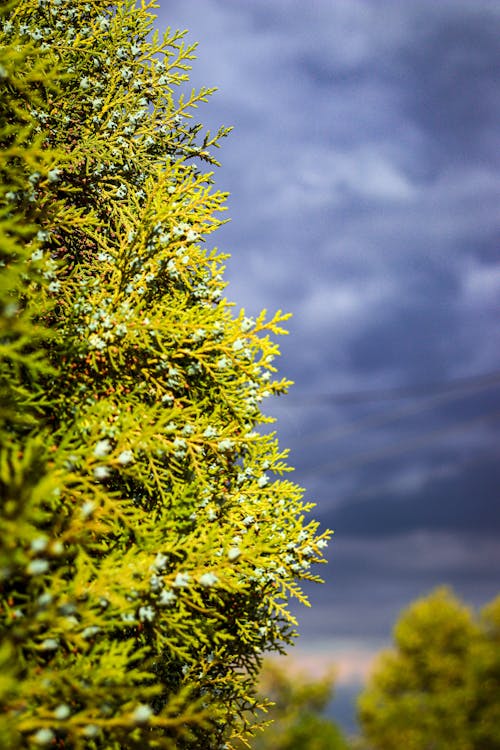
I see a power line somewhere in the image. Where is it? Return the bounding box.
[284,377,500,448]
[279,369,500,406]
[314,451,497,508]
[300,410,500,476]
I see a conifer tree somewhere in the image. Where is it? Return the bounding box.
[236,660,348,750]
[357,588,500,750]
[0,1,330,748]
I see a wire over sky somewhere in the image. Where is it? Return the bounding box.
[279,369,500,405]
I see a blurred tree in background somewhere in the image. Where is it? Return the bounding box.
[235,659,349,750]
[357,587,500,750]
[0,1,330,748]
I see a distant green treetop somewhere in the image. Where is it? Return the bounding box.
[236,659,348,750]
[358,587,500,750]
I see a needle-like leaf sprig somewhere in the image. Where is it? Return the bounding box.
[0,2,331,748]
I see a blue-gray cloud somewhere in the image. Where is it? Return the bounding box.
[157,0,500,706]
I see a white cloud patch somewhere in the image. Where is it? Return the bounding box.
[259,146,417,216]
[300,276,396,333]
[462,260,500,309]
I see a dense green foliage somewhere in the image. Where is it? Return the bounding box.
[238,660,348,750]
[357,588,500,750]
[0,1,330,748]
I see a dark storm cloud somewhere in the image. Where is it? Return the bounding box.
[396,9,500,167]
[158,2,500,721]
[331,455,500,536]
[347,302,461,379]
[272,377,500,549]
[294,527,500,641]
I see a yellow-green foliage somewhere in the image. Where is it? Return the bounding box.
[357,587,500,750]
[235,660,348,750]
[0,1,331,748]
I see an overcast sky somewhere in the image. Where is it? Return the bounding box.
[157,0,500,732]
